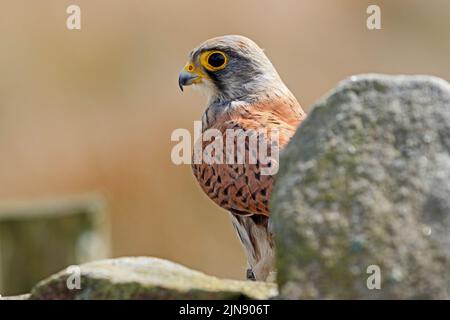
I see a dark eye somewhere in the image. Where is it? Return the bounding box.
[208,52,226,68]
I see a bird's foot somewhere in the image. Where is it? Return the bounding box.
[246,268,256,281]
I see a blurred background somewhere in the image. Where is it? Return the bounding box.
[0,0,449,295]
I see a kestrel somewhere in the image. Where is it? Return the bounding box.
[179,35,306,281]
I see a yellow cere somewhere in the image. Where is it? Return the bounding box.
[183,62,206,83]
[185,64,194,72]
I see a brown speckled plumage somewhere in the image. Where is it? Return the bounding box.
[192,94,305,216]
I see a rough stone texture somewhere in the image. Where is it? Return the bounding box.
[30,257,277,300]
[0,294,30,300]
[271,74,450,299]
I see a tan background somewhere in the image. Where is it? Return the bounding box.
[1,0,449,280]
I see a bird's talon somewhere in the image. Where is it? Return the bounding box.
[246,268,256,281]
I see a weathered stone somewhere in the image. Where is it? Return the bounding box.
[30,257,277,300]
[0,294,30,300]
[271,74,450,299]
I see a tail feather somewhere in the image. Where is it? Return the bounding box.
[229,212,275,281]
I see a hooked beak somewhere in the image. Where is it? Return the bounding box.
[178,70,199,91]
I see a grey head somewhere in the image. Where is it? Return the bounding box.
[178,35,288,105]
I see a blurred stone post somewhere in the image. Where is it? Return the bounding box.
[0,195,110,296]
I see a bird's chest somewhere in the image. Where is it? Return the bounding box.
[191,128,272,216]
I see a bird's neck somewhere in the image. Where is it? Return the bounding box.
[201,87,305,132]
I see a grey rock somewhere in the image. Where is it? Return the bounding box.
[0,294,30,300]
[271,74,450,299]
[30,257,277,300]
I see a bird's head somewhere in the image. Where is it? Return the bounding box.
[179,35,286,104]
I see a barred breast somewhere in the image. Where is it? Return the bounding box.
[192,97,305,217]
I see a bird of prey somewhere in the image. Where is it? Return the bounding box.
[179,35,306,281]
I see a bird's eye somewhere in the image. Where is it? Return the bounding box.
[202,51,228,71]
[208,52,225,68]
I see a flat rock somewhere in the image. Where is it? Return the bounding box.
[30,257,277,300]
